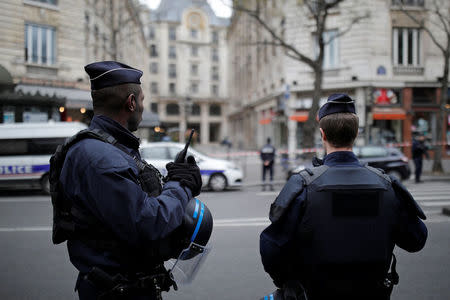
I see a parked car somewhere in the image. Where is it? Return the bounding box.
[287,146,410,181]
[140,142,243,191]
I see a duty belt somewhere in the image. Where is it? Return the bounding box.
[85,266,177,300]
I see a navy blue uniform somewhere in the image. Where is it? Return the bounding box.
[260,151,427,298]
[60,115,192,296]
[260,143,276,184]
[412,138,429,183]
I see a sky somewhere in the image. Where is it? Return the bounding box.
[140,0,232,18]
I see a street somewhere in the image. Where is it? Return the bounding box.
[0,179,449,300]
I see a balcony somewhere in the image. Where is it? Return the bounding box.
[393,65,424,76]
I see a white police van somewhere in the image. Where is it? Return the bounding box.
[0,122,87,193]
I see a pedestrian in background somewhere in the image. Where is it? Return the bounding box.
[50,61,203,299]
[260,137,276,191]
[412,134,429,183]
[260,93,427,300]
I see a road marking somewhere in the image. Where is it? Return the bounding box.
[0,198,49,203]
[0,226,51,232]
[256,191,279,196]
[419,201,450,207]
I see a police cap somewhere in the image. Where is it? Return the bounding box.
[318,93,356,120]
[84,61,143,90]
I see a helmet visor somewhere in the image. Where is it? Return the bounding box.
[166,242,211,285]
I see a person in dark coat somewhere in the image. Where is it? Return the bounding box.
[56,61,202,299]
[260,138,276,191]
[260,94,427,300]
[412,134,429,183]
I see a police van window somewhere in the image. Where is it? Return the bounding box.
[141,147,169,160]
[0,138,65,156]
[359,147,388,158]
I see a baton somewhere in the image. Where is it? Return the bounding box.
[174,129,195,163]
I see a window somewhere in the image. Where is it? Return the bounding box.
[0,138,65,156]
[169,83,176,94]
[169,64,176,78]
[169,45,176,59]
[166,103,179,115]
[150,44,158,57]
[211,48,219,62]
[393,28,421,66]
[169,26,176,40]
[149,26,155,40]
[392,0,424,6]
[212,85,218,96]
[209,104,221,116]
[211,66,219,81]
[141,146,169,160]
[191,64,198,76]
[191,45,198,57]
[151,102,158,113]
[314,30,339,69]
[212,30,219,44]
[191,29,198,38]
[190,82,198,94]
[150,62,158,74]
[191,103,201,115]
[151,82,158,94]
[25,24,56,65]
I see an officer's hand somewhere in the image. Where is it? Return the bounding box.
[166,156,202,196]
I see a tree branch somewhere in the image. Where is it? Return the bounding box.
[325,11,370,45]
[432,0,450,36]
[398,4,446,53]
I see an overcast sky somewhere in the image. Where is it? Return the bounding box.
[140,0,232,18]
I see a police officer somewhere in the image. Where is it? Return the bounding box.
[52,61,203,299]
[412,134,429,183]
[260,137,276,191]
[260,94,427,300]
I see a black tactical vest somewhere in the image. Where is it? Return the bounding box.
[296,165,400,295]
[50,129,167,262]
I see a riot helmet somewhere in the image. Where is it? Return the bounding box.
[167,198,213,285]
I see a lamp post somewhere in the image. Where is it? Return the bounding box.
[182,96,192,143]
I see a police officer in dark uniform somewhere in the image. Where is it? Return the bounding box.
[260,138,276,191]
[51,61,203,299]
[260,94,427,300]
[412,134,429,183]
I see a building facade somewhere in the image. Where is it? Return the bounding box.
[144,0,230,144]
[0,0,153,139]
[227,0,449,158]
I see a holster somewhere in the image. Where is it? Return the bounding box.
[85,265,177,300]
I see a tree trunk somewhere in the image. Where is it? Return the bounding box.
[110,0,117,61]
[303,64,323,150]
[432,50,449,173]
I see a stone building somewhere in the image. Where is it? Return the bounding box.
[227,0,449,158]
[143,0,230,144]
[0,0,153,138]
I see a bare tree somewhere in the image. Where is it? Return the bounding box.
[231,0,368,149]
[397,0,449,173]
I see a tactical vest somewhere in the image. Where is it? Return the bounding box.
[296,165,399,296]
[49,128,169,264]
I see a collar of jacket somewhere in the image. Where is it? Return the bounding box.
[323,151,360,167]
[89,115,140,150]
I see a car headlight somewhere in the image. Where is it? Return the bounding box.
[226,162,241,171]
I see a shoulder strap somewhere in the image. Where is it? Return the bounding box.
[364,165,392,183]
[298,165,329,185]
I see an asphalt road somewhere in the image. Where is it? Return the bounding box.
[0,180,449,300]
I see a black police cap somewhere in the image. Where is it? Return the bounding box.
[318,93,356,120]
[84,61,143,90]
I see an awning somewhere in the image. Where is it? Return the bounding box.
[372,107,406,120]
[15,84,92,109]
[139,111,160,127]
[289,112,309,122]
[259,118,272,125]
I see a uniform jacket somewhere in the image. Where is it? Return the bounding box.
[260,151,428,288]
[412,139,429,159]
[60,115,192,274]
[260,144,276,164]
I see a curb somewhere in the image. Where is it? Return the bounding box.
[443,207,450,217]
